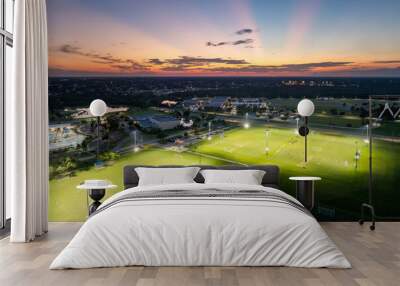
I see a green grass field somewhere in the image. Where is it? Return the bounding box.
[49,149,226,221]
[49,126,400,221]
[312,114,363,127]
[193,126,400,218]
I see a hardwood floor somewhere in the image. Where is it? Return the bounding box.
[0,222,399,286]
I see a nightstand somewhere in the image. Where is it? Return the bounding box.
[77,180,117,215]
[289,176,321,210]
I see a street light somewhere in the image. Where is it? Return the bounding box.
[297,99,315,163]
[89,99,107,163]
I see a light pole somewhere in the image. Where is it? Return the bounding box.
[208,121,212,140]
[89,99,107,163]
[265,129,270,153]
[354,141,360,169]
[244,112,250,129]
[133,130,140,152]
[295,117,300,134]
[364,124,370,144]
[297,99,315,163]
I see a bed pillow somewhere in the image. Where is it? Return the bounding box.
[200,169,266,185]
[135,167,201,186]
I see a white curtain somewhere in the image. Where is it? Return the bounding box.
[9,0,48,242]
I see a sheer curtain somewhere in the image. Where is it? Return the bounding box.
[9,0,48,242]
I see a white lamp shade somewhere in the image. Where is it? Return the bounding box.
[297,99,315,117]
[89,99,107,117]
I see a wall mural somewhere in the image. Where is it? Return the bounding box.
[47,0,400,221]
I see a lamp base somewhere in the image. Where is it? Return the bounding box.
[88,189,106,215]
[359,203,375,231]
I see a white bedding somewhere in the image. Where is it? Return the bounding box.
[50,183,351,269]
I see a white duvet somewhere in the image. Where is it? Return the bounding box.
[50,183,351,269]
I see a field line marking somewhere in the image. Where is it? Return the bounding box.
[184,150,248,166]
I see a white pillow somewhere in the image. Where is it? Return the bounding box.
[135,167,201,186]
[200,169,266,185]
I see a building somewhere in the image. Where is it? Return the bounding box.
[134,115,180,131]
[207,96,230,109]
[150,115,180,130]
[71,106,129,119]
[182,98,207,111]
[231,98,267,108]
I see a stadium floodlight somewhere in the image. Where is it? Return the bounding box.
[297,99,315,163]
[265,129,270,153]
[208,121,212,140]
[132,130,140,152]
[364,124,370,144]
[89,99,108,165]
[355,152,360,169]
[354,141,361,169]
[244,112,250,129]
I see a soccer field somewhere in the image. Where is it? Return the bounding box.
[192,126,400,218]
[49,126,400,221]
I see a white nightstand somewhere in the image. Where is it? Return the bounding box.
[77,180,117,215]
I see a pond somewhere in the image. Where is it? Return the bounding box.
[49,123,86,151]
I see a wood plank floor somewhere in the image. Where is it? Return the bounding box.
[0,222,399,286]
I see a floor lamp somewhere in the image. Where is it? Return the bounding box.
[89,99,107,164]
[359,96,375,230]
[297,99,315,162]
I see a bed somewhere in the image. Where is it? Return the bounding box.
[50,165,350,269]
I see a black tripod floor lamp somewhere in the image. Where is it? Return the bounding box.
[297,99,315,162]
[359,96,378,231]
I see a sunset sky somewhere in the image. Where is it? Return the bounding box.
[48,0,400,77]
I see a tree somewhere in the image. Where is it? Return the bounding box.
[106,115,120,131]
[100,151,120,161]
[156,131,168,143]
[330,108,338,115]
[56,157,77,174]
